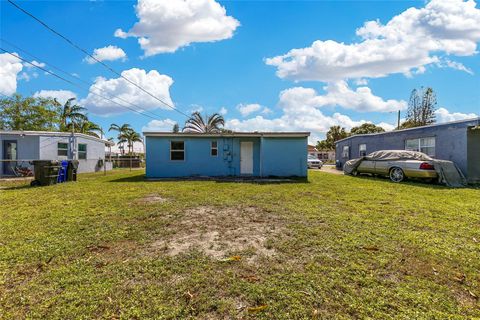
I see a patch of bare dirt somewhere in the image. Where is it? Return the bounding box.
[136,194,168,204]
[152,206,283,261]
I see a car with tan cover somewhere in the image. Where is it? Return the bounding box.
[343,150,466,187]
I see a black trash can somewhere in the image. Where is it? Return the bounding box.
[67,160,79,181]
[30,160,61,186]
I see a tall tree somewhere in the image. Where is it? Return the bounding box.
[350,123,385,135]
[60,98,87,132]
[172,123,180,133]
[109,123,132,155]
[77,119,103,138]
[402,87,437,128]
[0,94,61,131]
[121,129,142,155]
[316,126,349,150]
[183,112,225,133]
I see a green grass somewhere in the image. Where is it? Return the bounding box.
[1,170,479,319]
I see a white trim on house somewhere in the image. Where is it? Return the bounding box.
[143,132,310,138]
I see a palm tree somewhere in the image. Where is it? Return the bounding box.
[109,123,132,155]
[59,98,87,132]
[183,112,225,133]
[78,119,103,138]
[121,129,142,155]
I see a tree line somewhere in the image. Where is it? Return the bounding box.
[0,94,102,137]
[2,87,438,154]
[0,94,145,156]
[316,87,437,150]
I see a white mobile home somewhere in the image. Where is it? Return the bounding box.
[0,131,113,177]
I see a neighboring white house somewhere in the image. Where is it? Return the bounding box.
[0,130,113,177]
[308,145,335,162]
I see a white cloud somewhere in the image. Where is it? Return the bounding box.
[437,59,474,75]
[85,45,127,64]
[142,118,177,132]
[219,107,228,115]
[435,107,478,122]
[266,0,480,82]
[355,78,368,86]
[116,0,240,55]
[188,104,204,114]
[114,29,128,39]
[25,60,46,69]
[82,68,174,115]
[377,122,396,131]
[226,87,394,143]
[110,141,144,154]
[261,107,273,114]
[279,82,406,113]
[237,103,262,117]
[33,90,77,105]
[0,52,23,95]
[18,72,31,82]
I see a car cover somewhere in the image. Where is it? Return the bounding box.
[343,150,466,187]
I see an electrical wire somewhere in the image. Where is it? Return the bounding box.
[0,38,168,120]
[0,48,161,121]
[7,0,190,118]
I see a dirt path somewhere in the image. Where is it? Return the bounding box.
[315,165,344,175]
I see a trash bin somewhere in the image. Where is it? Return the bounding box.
[57,160,68,183]
[335,160,342,170]
[30,160,62,186]
[67,160,79,181]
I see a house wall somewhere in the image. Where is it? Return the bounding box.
[0,133,39,175]
[145,136,307,178]
[39,135,108,173]
[467,128,480,183]
[335,119,480,180]
[146,136,261,178]
[261,137,308,177]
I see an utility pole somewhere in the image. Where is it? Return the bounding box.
[397,110,401,130]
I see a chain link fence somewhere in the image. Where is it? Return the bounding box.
[0,158,137,180]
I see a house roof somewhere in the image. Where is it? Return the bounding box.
[335,117,480,144]
[0,130,114,145]
[143,131,310,138]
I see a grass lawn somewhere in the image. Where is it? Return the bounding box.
[1,170,479,319]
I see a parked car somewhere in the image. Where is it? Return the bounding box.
[344,150,438,183]
[307,155,323,169]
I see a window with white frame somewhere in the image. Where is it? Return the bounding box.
[359,144,367,157]
[211,141,218,156]
[342,146,349,158]
[405,137,435,156]
[58,142,68,156]
[170,141,185,161]
[78,143,87,160]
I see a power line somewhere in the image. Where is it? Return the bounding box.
[0,48,160,121]
[1,38,167,120]
[7,0,190,118]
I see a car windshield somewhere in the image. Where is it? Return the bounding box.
[308,155,318,160]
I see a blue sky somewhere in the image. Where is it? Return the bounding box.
[1,0,479,143]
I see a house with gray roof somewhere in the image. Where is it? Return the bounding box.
[0,130,113,177]
[335,118,480,183]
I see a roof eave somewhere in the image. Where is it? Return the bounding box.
[142,131,310,138]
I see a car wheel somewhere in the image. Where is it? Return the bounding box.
[389,167,404,183]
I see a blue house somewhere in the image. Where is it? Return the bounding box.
[335,118,480,183]
[143,132,310,178]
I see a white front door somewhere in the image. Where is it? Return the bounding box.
[240,141,253,175]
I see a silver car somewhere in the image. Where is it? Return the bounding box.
[307,155,323,169]
[346,150,438,182]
